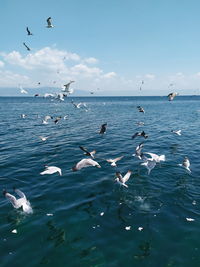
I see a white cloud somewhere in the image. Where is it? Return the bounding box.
[103,72,117,79]
[70,63,103,77]
[83,57,98,64]
[0,70,29,87]
[145,74,155,80]
[0,60,4,67]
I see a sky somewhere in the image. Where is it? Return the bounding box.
[1,0,200,96]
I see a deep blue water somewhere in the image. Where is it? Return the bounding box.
[0,96,200,267]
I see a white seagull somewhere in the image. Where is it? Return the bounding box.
[72,158,101,171]
[171,130,182,136]
[178,157,191,173]
[42,115,53,124]
[62,81,75,94]
[3,188,33,214]
[39,136,49,142]
[115,170,132,188]
[46,17,54,28]
[19,85,28,94]
[132,143,144,159]
[141,160,157,175]
[105,156,124,167]
[40,166,62,176]
[143,152,165,163]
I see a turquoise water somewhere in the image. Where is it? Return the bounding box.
[0,96,200,267]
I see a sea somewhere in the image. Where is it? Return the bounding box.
[0,95,200,267]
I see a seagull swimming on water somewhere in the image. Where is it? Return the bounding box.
[115,170,132,188]
[23,42,31,51]
[39,136,49,142]
[178,157,191,173]
[46,17,54,28]
[171,130,182,136]
[3,188,33,214]
[79,146,96,158]
[137,106,145,113]
[40,166,62,176]
[26,27,33,35]
[72,158,101,171]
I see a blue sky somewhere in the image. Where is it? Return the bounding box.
[1,0,200,95]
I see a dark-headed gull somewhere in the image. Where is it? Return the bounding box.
[26,27,33,35]
[99,123,107,134]
[115,170,132,188]
[3,188,33,214]
[168,92,178,101]
[132,131,148,139]
[46,17,54,28]
[72,158,101,171]
[40,166,62,175]
[79,146,96,158]
[171,130,181,136]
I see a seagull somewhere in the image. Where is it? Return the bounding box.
[171,130,182,136]
[46,17,54,28]
[44,93,54,98]
[3,188,33,214]
[42,115,53,124]
[54,116,62,124]
[136,122,145,126]
[132,131,148,139]
[79,146,96,158]
[115,170,132,188]
[132,143,144,159]
[105,156,124,167]
[39,136,48,142]
[63,115,68,120]
[40,166,62,175]
[72,158,101,171]
[19,86,28,94]
[178,157,191,173]
[99,123,107,134]
[62,81,75,93]
[137,106,145,113]
[143,152,165,163]
[21,114,27,118]
[141,160,156,175]
[23,42,31,51]
[168,92,178,101]
[26,27,33,35]
[34,94,40,97]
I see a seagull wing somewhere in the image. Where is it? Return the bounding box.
[5,193,18,208]
[47,17,52,26]
[113,156,124,163]
[122,170,132,183]
[132,132,139,139]
[143,152,158,161]
[79,146,90,155]
[14,189,26,199]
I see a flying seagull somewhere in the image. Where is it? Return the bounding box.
[171,130,181,136]
[40,166,62,176]
[143,152,165,163]
[79,146,96,158]
[132,131,148,139]
[99,123,107,134]
[42,115,53,124]
[46,17,54,28]
[54,116,62,124]
[132,142,144,159]
[19,85,28,94]
[178,157,191,173]
[3,188,33,214]
[115,170,132,188]
[168,92,178,101]
[62,81,75,93]
[141,160,156,175]
[23,42,31,51]
[72,158,101,171]
[105,156,124,167]
[26,27,33,35]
